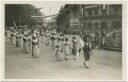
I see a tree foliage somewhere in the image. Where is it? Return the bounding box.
[56,4,81,33]
[5,4,42,27]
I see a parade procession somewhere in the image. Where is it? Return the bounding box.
[4,3,122,80]
[6,26,92,67]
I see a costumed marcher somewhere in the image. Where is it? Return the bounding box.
[15,32,22,47]
[9,27,14,43]
[47,31,51,45]
[60,34,65,52]
[83,37,92,69]
[12,30,16,45]
[90,32,95,48]
[72,36,79,60]
[10,30,13,44]
[28,33,32,52]
[6,28,10,38]
[23,32,30,53]
[55,37,62,61]
[54,34,58,45]
[40,29,45,43]
[64,38,71,60]
[79,35,84,52]
[45,30,49,45]
[32,34,40,58]
[51,32,56,47]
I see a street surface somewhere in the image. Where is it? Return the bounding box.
[5,35,122,80]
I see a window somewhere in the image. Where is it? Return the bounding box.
[95,10,98,15]
[88,11,92,16]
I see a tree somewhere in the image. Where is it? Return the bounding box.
[5,4,42,27]
[56,5,71,33]
[56,4,82,33]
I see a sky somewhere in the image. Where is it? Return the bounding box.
[30,2,66,17]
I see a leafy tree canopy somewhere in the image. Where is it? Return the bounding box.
[5,4,42,27]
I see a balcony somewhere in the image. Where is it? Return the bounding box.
[83,14,122,20]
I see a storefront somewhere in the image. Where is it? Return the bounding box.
[69,18,80,34]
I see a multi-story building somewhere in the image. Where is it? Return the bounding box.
[68,4,122,49]
[68,4,122,30]
[80,4,122,31]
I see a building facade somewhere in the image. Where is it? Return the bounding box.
[80,4,122,31]
[68,4,122,49]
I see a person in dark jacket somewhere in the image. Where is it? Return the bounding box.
[83,37,92,69]
[72,36,78,60]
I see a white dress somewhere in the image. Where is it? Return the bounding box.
[64,41,70,55]
[32,38,40,57]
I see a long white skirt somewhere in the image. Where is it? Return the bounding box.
[41,35,45,43]
[16,38,21,47]
[12,37,16,45]
[45,37,50,45]
[32,45,40,58]
[24,42,30,53]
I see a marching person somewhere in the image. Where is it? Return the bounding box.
[10,30,13,44]
[28,33,32,52]
[45,30,49,45]
[32,34,40,58]
[60,34,65,52]
[72,36,79,60]
[79,35,84,53]
[55,37,62,61]
[15,32,22,47]
[51,32,56,47]
[36,30,40,40]
[40,29,45,43]
[47,31,51,45]
[22,32,26,51]
[83,37,92,69]
[54,34,58,47]
[11,29,16,45]
[23,32,30,53]
[9,27,14,43]
[6,28,10,38]
[64,38,71,60]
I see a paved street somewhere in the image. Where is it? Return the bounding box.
[5,35,122,80]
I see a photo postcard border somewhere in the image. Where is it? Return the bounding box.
[0,0,127,81]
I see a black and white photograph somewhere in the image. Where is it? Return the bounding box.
[1,1,126,81]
